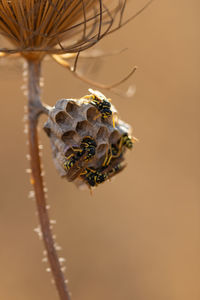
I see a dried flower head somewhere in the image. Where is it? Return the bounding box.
[44,89,136,189]
[0,0,152,56]
[0,0,122,59]
[0,0,153,90]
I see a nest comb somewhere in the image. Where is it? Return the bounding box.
[43,89,135,188]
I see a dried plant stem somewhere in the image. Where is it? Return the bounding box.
[27,60,71,300]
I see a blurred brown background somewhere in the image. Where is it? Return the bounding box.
[0,0,199,299]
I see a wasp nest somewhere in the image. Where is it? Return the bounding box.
[44,89,135,189]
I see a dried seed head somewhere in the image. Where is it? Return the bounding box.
[0,0,129,60]
[44,89,136,189]
[0,1,153,93]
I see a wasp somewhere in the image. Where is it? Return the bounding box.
[107,163,126,179]
[118,133,134,150]
[101,133,134,170]
[102,139,128,169]
[80,136,97,161]
[85,88,115,128]
[102,144,121,168]
[109,163,123,174]
[63,136,97,182]
[81,168,108,187]
[102,133,133,168]
[63,136,96,170]
[63,153,78,170]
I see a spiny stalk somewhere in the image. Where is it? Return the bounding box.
[27,59,71,300]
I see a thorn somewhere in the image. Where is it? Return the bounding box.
[46,268,51,272]
[54,243,62,251]
[28,190,35,199]
[50,220,56,225]
[59,257,66,263]
[61,266,66,273]
[42,257,48,263]
[39,144,43,150]
[26,154,30,161]
[33,226,42,239]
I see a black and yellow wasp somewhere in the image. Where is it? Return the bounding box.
[81,163,125,188]
[84,88,115,127]
[80,167,108,187]
[107,163,125,178]
[79,136,97,161]
[102,133,134,168]
[118,133,134,149]
[63,136,97,177]
[102,144,120,168]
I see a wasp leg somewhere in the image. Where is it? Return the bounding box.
[71,147,82,152]
[66,153,75,160]
[93,113,101,120]
[79,169,87,176]
[112,116,115,128]
[118,137,123,151]
[102,149,112,167]
[86,167,96,173]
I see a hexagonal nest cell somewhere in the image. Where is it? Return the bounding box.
[43,89,135,189]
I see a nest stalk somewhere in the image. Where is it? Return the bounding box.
[27,59,71,300]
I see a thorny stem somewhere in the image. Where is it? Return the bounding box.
[27,60,71,300]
